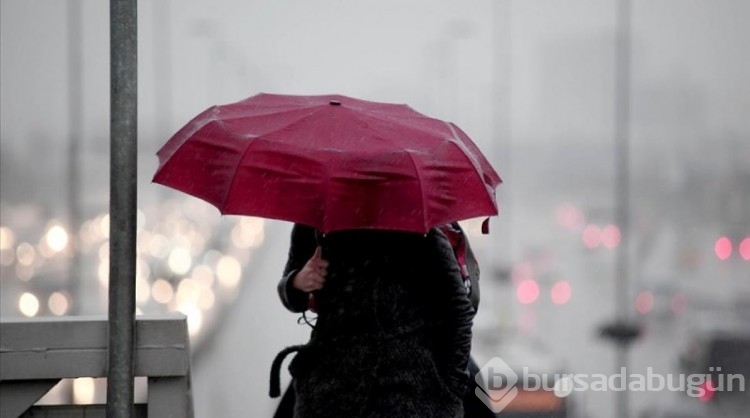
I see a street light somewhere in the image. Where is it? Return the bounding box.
[598,2,642,418]
[107,0,138,416]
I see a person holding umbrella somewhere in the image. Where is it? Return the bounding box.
[273,222,496,418]
[269,222,473,417]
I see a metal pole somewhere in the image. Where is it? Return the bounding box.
[153,0,172,211]
[107,0,137,417]
[67,0,82,315]
[492,0,512,263]
[614,0,632,417]
[153,0,173,145]
[65,1,84,405]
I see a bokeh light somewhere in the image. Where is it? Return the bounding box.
[100,214,110,239]
[698,380,717,403]
[0,226,16,250]
[216,256,241,288]
[231,217,265,249]
[551,280,572,305]
[19,292,40,317]
[16,242,36,266]
[45,224,69,252]
[97,261,109,287]
[136,278,152,304]
[98,242,109,262]
[152,279,174,304]
[555,204,584,230]
[48,292,70,316]
[714,236,732,261]
[192,264,215,288]
[136,258,151,281]
[582,225,602,249]
[137,209,146,231]
[168,247,192,275]
[148,234,171,259]
[739,237,750,261]
[601,225,621,249]
[516,279,540,305]
[177,278,201,305]
[178,303,204,336]
[636,291,654,314]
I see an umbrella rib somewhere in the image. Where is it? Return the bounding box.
[402,148,429,233]
[213,106,320,123]
[355,109,446,138]
[444,122,499,209]
[322,158,331,233]
[445,123,501,186]
[218,123,268,213]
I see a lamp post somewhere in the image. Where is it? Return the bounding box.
[492,0,513,267]
[600,1,641,418]
[66,0,83,315]
[107,0,138,416]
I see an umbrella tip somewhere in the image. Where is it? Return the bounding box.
[329,100,341,106]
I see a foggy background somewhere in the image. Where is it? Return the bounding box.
[1,1,748,417]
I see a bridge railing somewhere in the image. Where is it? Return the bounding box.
[0,314,193,418]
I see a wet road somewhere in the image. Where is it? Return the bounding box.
[192,222,308,418]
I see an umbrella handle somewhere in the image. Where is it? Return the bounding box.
[481,218,491,234]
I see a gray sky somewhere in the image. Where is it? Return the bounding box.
[2,0,747,153]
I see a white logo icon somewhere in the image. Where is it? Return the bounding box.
[475,357,519,413]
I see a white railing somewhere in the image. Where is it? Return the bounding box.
[0,314,193,418]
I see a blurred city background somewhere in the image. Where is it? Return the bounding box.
[1,1,748,417]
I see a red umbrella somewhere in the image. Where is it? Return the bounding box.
[153,93,501,234]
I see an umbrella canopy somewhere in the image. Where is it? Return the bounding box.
[153,93,501,234]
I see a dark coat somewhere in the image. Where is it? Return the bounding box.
[436,223,481,313]
[274,224,474,418]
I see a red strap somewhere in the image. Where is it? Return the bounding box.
[438,224,470,281]
[308,293,318,312]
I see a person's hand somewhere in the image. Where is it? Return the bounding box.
[292,246,328,292]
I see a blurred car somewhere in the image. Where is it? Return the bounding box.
[679,330,750,381]
[677,328,750,414]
